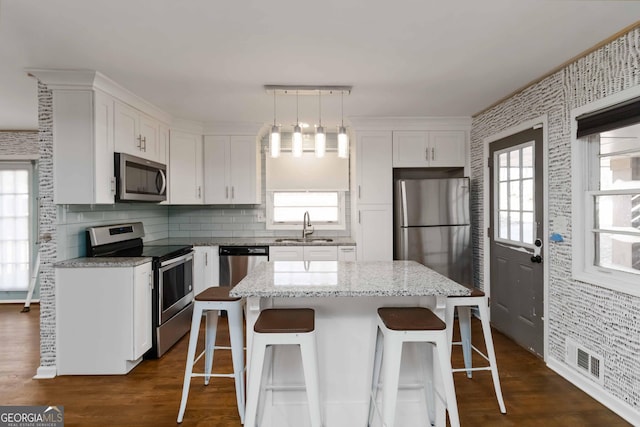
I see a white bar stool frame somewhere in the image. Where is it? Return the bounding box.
[369,307,460,427]
[177,288,246,424]
[244,308,322,427]
[445,291,507,414]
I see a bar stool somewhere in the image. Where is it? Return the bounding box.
[244,308,322,427]
[445,287,507,414]
[369,307,460,427]
[177,287,245,424]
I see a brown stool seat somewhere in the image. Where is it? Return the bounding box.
[195,286,241,302]
[378,307,445,331]
[254,308,315,333]
[448,286,485,298]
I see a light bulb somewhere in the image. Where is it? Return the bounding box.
[270,125,280,158]
[338,126,349,158]
[292,124,303,157]
[315,126,326,157]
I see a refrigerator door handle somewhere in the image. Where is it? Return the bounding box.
[400,181,409,227]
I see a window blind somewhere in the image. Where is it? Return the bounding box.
[576,96,640,138]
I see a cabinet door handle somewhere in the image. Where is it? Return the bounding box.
[197,186,202,199]
[137,135,142,149]
[425,147,429,161]
[205,252,208,266]
[142,136,147,151]
[431,147,435,161]
[358,211,361,224]
[231,186,235,199]
[358,185,361,199]
[340,247,354,252]
[226,186,229,199]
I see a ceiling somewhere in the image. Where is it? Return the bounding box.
[1,0,640,131]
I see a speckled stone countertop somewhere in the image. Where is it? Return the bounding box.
[146,237,355,247]
[54,257,152,268]
[230,260,470,298]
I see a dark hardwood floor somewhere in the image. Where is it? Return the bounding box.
[0,304,630,426]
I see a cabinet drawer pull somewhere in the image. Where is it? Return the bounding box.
[231,186,235,199]
[226,186,229,199]
[431,147,435,161]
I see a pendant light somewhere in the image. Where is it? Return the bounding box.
[269,91,281,158]
[315,91,326,157]
[337,91,349,158]
[292,90,303,157]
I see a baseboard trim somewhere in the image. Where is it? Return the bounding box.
[547,357,640,425]
[33,365,57,379]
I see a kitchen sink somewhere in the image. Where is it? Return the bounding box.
[275,238,334,243]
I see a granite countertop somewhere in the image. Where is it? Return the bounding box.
[54,257,153,268]
[230,260,470,298]
[147,237,356,247]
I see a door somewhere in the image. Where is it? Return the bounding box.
[489,127,544,357]
[229,136,258,204]
[356,131,392,204]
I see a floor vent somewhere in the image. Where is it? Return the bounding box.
[566,338,604,386]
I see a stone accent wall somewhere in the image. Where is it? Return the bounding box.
[471,27,640,410]
[0,131,38,156]
[37,81,56,368]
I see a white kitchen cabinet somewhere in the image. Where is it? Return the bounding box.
[56,262,153,375]
[303,246,338,261]
[269,246,304,261]
[355,131,393,205]
[52,88,116,204]
[392,130,467,167]
[337,246,357,261]
[356,204,393,261]
[193,246,219,296]
[169,130,204,204]
[203,135,261,204]
[114,101,166,164]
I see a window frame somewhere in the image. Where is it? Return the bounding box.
[571,86,640,297]
[0,161,33,293]
[265,190,346,231]
[493,141,537,249]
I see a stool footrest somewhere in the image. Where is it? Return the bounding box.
[190,372,236,379]
[452,342,491,363]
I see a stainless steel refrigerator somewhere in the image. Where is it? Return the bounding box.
[394,177,472,286]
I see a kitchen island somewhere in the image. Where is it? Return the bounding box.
[230,260,470,427]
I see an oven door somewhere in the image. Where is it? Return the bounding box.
[158,252,194,324]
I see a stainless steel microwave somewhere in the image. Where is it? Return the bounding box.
[114,153,167,202]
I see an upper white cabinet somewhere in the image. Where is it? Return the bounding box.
[355,131,393,205]
[393,130,467,167]
[30,69,172,205]
[51,88,116,204]
[203,135,261,205]
[114,101,167,164]
[169,131,203,204]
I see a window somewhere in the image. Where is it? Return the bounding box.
[266,191,345,230]
[495,142,535,246]
[0,163,32,292]
[572,91,640,295]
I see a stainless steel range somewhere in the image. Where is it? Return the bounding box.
[86,222,194,358]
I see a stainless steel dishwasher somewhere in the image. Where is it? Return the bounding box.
[219,246,269,287]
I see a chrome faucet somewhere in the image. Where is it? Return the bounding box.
[302,211,314,239]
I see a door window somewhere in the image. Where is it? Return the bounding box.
[0,163,32,291]
[494,142,535,246]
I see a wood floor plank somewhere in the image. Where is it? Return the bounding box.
[0,304,630,426]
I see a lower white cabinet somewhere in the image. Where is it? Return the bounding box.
[304,246,338,261]
[269,246,304,261]
[193,246,219,296]
[338,246,357,261]
[56,262,153,375]
[356,204,393,261]
[269,245,347,261]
